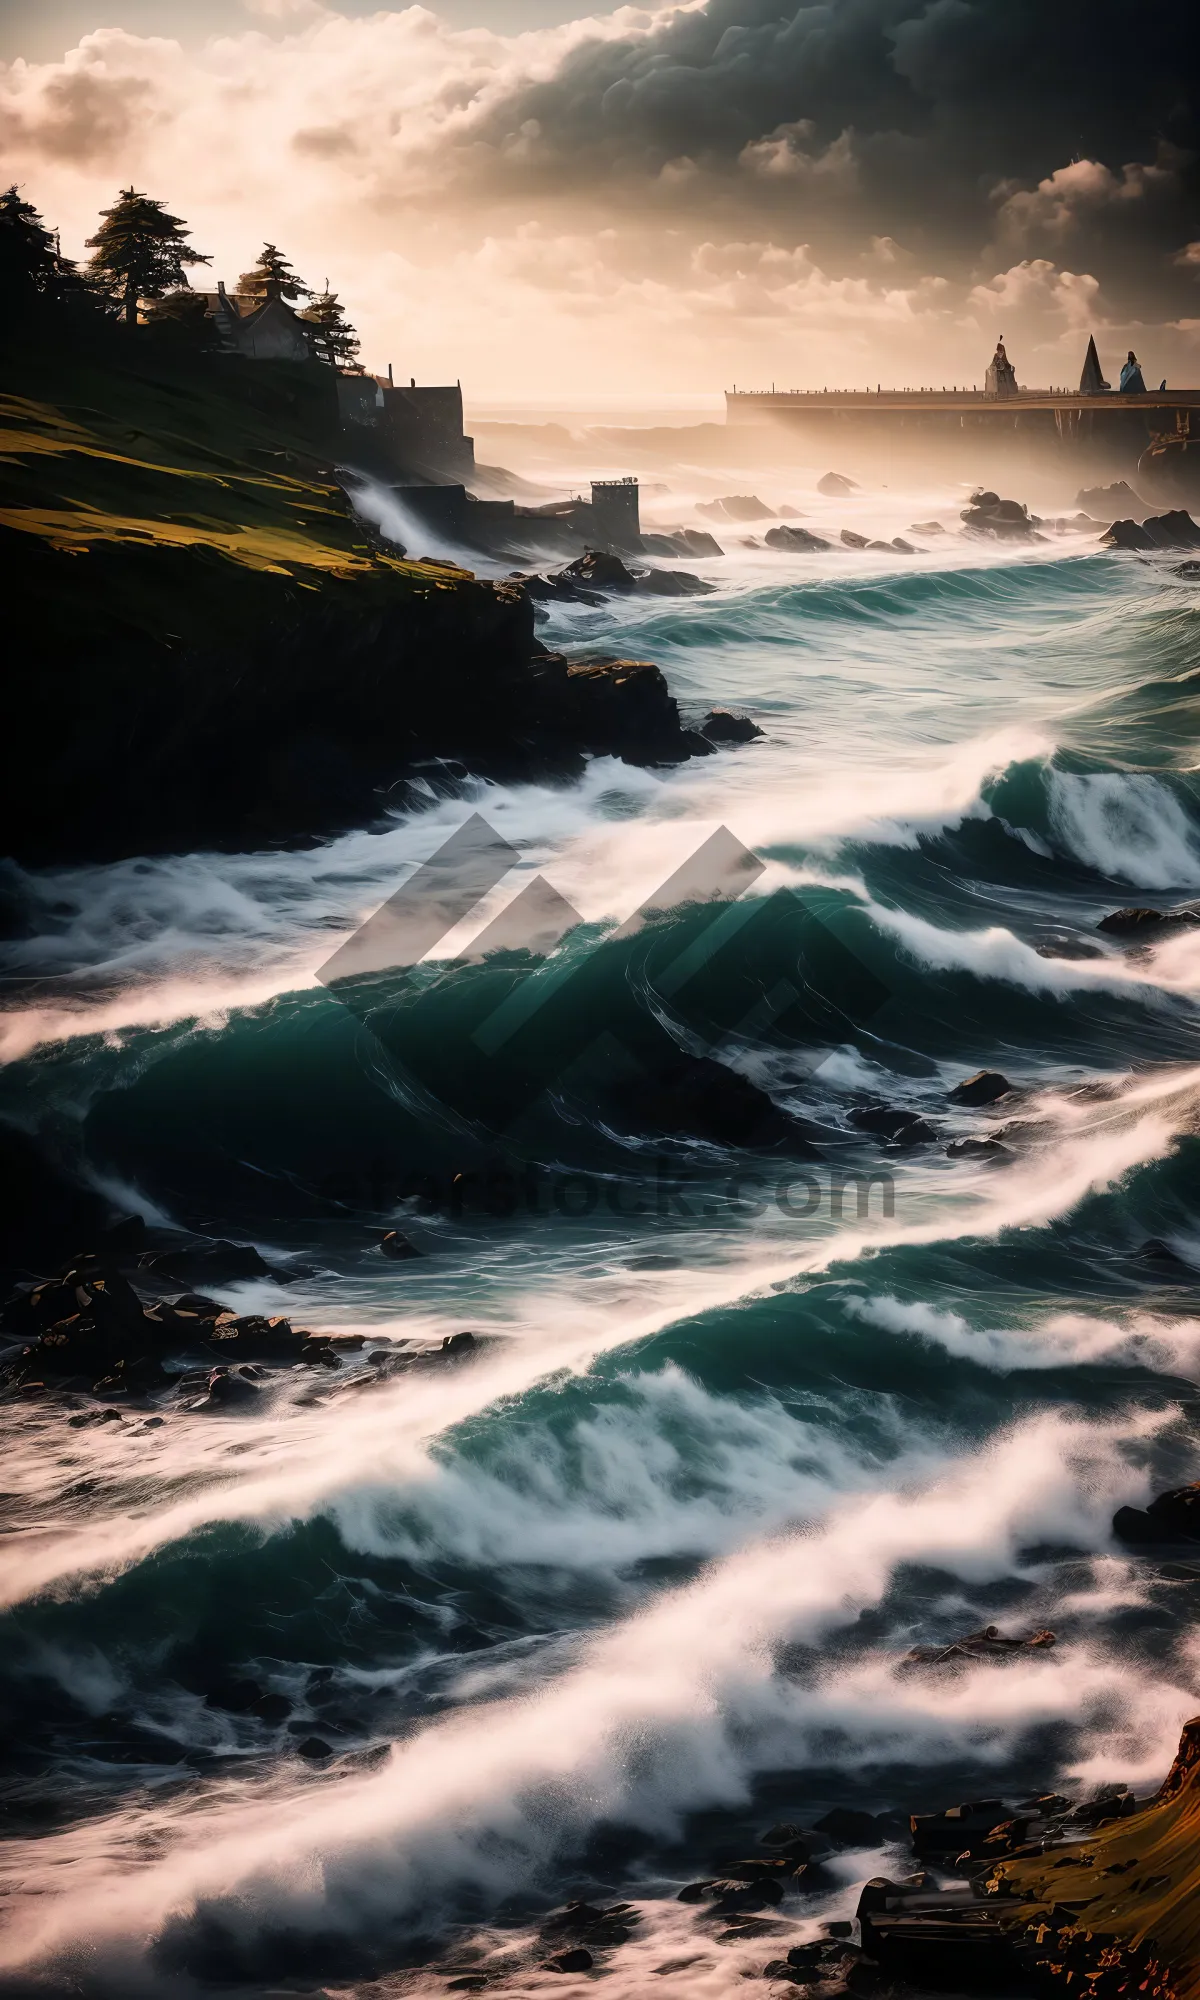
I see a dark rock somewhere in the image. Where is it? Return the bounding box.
[947,1071,1012,1107]
[633,568,716,598]
[909,1800,1012,1861]
[765,525,832,552]
[891,538,919,554]
[848,1105,936,1146]
[1097,903,1200,937]
[295,1737,333,1760]
[1076,481,1146,519]
[1102,518,1154,550]
[139,1240,272,1287]
[945,1138,1010,1160]
[204,1367,260,1405]
[542,1902,607,1935]
[557,550,638,593]
[961,493,1041,538]
[840,529,869,549]
[710,1878,785,1912]
[677,1881,716,1903]
[697,495,775,522]
[910,521,944,534]
[440,1331,478,1357]
[379,1229,421,1260]
[814,1808,883,1845]
[1177,558,1200,577]
[818,473,858,497]
[903,1625,1055,1666]
[1105,508,1200,552]
[866,541,892,551]
[543,1949,592,1973]
[823,1921,854,1937]
[700,708,763,746]
[760,1822,809,1850]
[1113,1482,1200,1545]
[641,528,724,559]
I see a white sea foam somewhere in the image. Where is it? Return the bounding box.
[1,1408,1193,1981]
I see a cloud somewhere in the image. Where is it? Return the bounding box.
[0,0,1197,395]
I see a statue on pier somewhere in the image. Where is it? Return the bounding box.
[1119,350,1146,394]
[1079,334,1109,394]
[984,336,1018,399]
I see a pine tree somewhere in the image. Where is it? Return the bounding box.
[303,287,360,369]
[86,188,210,328]
[236,242,310,305]
[0,185,75,301]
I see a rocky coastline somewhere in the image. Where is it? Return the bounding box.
[1,343,753,869]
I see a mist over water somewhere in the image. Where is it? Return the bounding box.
[3,454,1200,1996]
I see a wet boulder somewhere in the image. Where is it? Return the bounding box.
[700,708,763,745]
[1102,509,1200,552]
[633,567,716,598]
[848,1106,936,1146]
[947,1071,1012,1107]
[379,1229,421,1260]
[903,1624,1055,1667]
[961,493,1042,538]
[1113,1481,1200,1545]
[698,494,776,522]
[137,1239,273,1287]
[543,1948,593,1973]
[891,537,920,554]
[909,1799,1013,1862]
[945,1138,1010,1160]
[840,529,870,549]
[556,550,638,592]
[766,525,832,551]
[1097,903,1200,937]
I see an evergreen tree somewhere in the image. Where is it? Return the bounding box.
[86,188,210,327]
[236,242,310,305]
[0,185,75,301]
[303,287,360,369]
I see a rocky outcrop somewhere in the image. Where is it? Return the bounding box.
[818,473,858,496]
[700,708,764,745]
[641,528,724,559]
[1098,904,1200,938]
[948,1071,1013,1107]
[1077,481,1147,519]
[766,525,832,551]
[1100,510,1200,552]
[961,492,1043,538]
[1113,1482,1200,1545]
[698,495,776,522]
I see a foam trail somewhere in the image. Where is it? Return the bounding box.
[3,1068,1193,1607]
[2,1410,1192,1977]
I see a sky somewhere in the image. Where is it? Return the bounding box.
[1,0,1197,401]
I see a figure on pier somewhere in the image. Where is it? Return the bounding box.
[1119,350,1146,394]
[984,336,1018,399]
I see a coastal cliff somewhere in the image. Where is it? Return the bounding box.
[1,341,705,865]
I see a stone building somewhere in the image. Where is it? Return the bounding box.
[201,279,317,362]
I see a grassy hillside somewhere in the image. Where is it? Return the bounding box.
[0,342,464,609]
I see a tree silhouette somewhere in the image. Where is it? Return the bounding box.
[237,242,311,306]
[1,185,76,303]
[303,287,360,368]
[86,188,210,327]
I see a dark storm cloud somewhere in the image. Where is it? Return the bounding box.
[467,0,1198,308]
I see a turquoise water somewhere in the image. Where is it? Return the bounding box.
[2,516,1200,1994]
